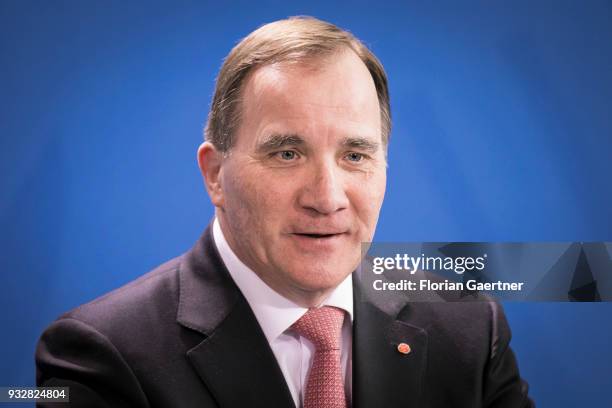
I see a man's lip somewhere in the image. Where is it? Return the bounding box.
[290,231,347,237]
[288,231,348,251]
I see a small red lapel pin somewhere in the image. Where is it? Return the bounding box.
[397,342,411,355]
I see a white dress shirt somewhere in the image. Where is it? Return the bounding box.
[212,218,353,408]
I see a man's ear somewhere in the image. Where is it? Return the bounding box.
[197,141,225,208]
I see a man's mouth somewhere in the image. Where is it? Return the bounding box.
[294,232,341,239]
[288,231,348,251]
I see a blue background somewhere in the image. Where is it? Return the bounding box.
[1,0,611,405]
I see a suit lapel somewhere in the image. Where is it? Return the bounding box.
[177,226,295,408]
[187,296,295,407]
[352,267,428,408]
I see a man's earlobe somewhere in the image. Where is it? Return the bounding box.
[197,142,224,207]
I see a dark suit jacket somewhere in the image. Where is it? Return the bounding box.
[36,226,534,407]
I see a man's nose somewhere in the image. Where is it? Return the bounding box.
[297,162,349,215]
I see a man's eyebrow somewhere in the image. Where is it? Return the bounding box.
[341,137,380,153]
[256,133,305,152]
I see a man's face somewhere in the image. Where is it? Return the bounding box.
[211,49,386,305]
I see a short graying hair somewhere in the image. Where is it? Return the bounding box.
[204,16,391,151]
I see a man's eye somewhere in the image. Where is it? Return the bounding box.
[277,150,297,160]
[346,152,364,162]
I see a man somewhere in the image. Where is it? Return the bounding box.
[36,17,533,407]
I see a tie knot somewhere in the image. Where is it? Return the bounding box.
[292,306,345,351]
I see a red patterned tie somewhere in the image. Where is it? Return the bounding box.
[292,306,347,408]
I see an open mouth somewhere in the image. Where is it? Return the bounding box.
[292,232,344,239]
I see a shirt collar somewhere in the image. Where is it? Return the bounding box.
[212,218,353,344]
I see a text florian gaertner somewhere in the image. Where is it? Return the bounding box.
[372,279,525,292]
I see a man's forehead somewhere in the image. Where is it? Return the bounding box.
[224,47,385,155]
[243,50,378,110]
[249,48,355,84]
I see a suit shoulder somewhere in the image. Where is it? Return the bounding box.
[59,255,184,335]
